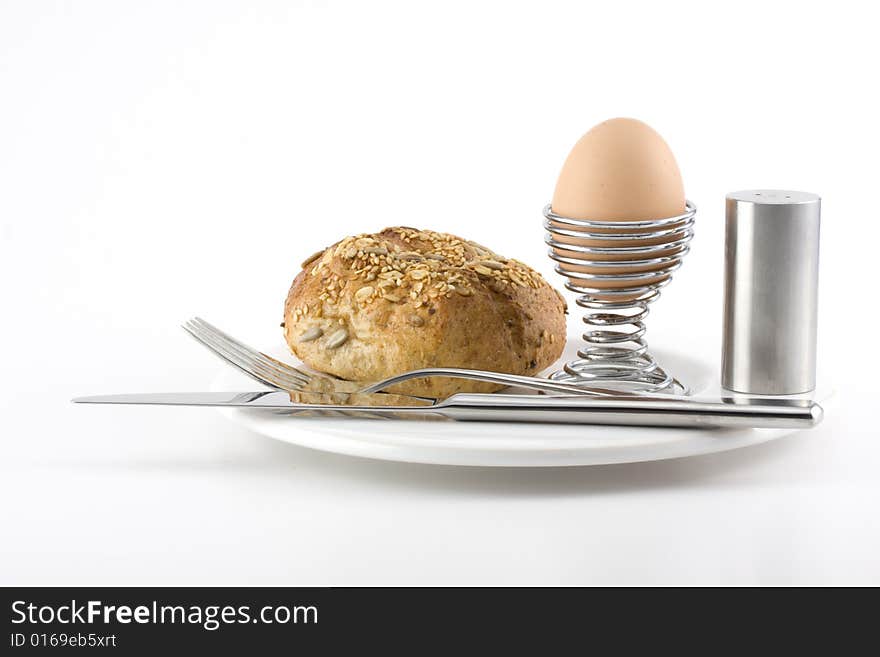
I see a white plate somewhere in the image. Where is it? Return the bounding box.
[212,340,832,467]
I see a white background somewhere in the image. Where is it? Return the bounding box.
[1,1,877,585]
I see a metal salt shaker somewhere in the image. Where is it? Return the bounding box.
[722,190,821,395]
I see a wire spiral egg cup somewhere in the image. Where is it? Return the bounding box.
[544,201,696,394]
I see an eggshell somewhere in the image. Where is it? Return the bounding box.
[548,118,688,293]
[551,117,685,221]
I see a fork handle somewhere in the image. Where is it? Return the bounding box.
[359,367,617,397]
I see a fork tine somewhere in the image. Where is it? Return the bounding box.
[190,317,312,387]
[187,321,312,391]
[183,321,308,391]
[201,320,314,386]
[182,322,290,390]
[183,321,307,392]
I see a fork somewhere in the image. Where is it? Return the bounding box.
[183,317,613,397]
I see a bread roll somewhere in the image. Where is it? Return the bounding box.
[283,227,567,398]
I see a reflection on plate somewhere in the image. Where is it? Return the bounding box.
[211,339,832,467]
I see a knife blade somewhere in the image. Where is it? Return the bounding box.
[72,390,435,408]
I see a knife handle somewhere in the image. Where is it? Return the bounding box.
[435,394,823,429]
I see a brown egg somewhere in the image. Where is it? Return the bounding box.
[551,117,685,221]
[548,118,688,293]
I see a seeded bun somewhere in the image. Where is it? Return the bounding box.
[283,227,567,398]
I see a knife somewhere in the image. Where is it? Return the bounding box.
[73,390,823,429]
